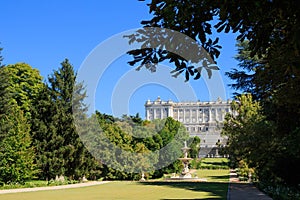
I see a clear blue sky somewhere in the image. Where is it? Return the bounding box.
[1,0,239,118]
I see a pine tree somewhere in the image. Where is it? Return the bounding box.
[31,85,65,179]
[46,59,99,179]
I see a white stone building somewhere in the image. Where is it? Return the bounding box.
[145,97,233,157]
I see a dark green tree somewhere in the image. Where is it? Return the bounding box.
[32,59,100,180]
[48,59,99,179]
[226,41,300,188]
[30,84,66,179]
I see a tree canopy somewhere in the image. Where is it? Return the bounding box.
[0,63,44,117]
[128,0,299,82]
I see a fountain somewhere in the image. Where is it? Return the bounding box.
[164,141,207,181]
[178,141,193,178]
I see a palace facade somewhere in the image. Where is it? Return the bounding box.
[145,97,233,157]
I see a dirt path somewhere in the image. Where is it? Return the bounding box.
[0,181,109,194]
[228,169,272,200]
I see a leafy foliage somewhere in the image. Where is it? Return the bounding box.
[0,63,43,118]
[223,94,300,190]
[188,136,201,158]
[0,67,37,184]
[0,106,36,184]
[129,0,299,83]
[86,112,189,180]
[225,38,300,192]
[125,27,220,81]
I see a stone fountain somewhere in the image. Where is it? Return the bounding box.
[164,141,207,181]
[178,141,193,178]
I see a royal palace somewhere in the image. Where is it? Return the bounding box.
[145,97,233,157]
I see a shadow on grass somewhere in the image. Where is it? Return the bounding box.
[138,181,228,200]
[207,175,230,181]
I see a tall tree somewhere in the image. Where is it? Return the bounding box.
[47,59,97,179]
[31,59,100,180]
[0,67,36,184]
[226,41,300,187]
[30,84,65,179]
[222,94,300,187]
[222,94,272,165]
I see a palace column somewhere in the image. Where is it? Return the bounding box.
[146,109,150,120]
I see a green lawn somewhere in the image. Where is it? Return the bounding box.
[197,169,229,182]
[0,169,229,200]
[200,158,229,169]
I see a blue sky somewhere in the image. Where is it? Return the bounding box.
[1,0,239,118]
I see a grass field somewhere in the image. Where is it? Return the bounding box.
[196,169,229,182]
[200,158,229,169]
[0,169,229,200]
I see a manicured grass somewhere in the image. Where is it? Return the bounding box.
[201,158,229,164]
[0,169,229,200]
[200,158,229,169]
[197,169,230,182]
